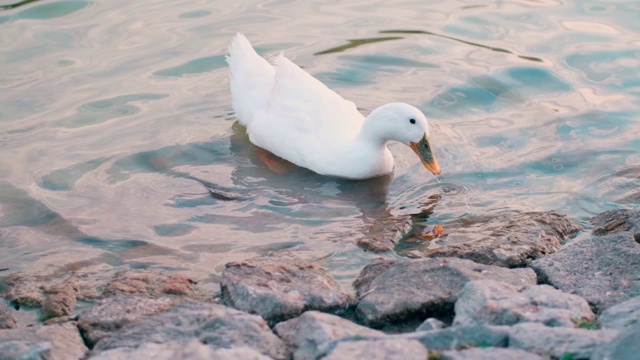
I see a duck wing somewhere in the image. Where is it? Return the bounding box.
[247,55,364,169]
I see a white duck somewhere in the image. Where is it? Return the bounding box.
[226,33,441,180]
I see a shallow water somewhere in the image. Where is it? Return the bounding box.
[1,0,638,288]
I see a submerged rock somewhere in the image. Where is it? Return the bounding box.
[598,295,640,331]
[273,311,385,360]
[40,283,77,321]
[354,257,536,327]
[221,258,354,323]
[0,322,88,360]
[508,322,618,359]
[323,338,428,360]
[453,280,594,327]
[92,301,286,359]
[102,269,198,299]
[414,211,581,267]
[440,347,545,360]
[0,301,17,329]
[3,275,45,308]
[531,232,640,312]
[77,296,178,347]
[591,209,640,238]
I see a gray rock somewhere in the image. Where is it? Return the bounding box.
[508,322,618,359]
[454,280,594,327]
[592,323,640,360]
[93,301,286,359]
[415,318,447,332]
[591,209,640,238]
[354,257,536,326]
[417,211,581,267]
[322,338,428,360]
[441,347,545,360]
[356,216,412,252]
[0,322,88,360]
[77,296,178,347]
[0,340,51,360]
[40,283,77,321]
[89,339,272,360]
[273,311,385,360]
[531,232,640,312]
[405,325,511,351]
[0,301,17,329]
[221,258,354,323]
[599,295,640,330]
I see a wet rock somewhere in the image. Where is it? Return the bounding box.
[357,216,412,252]
[531,232,640,312]
[415,317,447,332]
[405,325,511,351]
[93,301,286,359]
[89,339,272,360]
[354,257,536,326]
[221,258,354,323]
[0,322,88,360]
[4,275,44,308]
[453,280,594,327]
[273,311,385,360]
[591,209,640,238]
[77,296,178,347]
[440,347,545,360]
[598,295,640,330]
[40,283,77,321]
[323,338,428,360]
[418,211,581,267]
[508,322,618,359]
[0,301,17,329]
[102,269,197,298]
[592,323,640,360]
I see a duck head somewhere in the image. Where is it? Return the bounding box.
[365,103,441,176]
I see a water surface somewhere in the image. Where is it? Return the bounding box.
[1,0,639,288]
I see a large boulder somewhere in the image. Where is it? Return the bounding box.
[507,323,618,359]
[440,347,545,360]
[453,280,594,327]
[221,258,354,323]
[77,296,178,347]
[0,322,88,360]
[412,211,581,267]
[322,338,428,360]
[592,323,640,360]
[89,339,272,360]
[598,295,640,331]
[531,232,640,312]
[404,325,512,351]
[92,301,286,360]
[354,257,536,326]
[273,311,385,360]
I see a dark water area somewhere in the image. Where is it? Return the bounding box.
[0,0,638,288]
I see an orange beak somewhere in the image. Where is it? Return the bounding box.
[409,134,441,175]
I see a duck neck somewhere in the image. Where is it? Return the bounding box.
[357,108,391,147]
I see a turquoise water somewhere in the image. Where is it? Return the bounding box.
[1,0,638,286]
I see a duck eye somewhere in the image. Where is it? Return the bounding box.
[409,118,416,124]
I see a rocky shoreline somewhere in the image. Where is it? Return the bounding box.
[1,209,639,359]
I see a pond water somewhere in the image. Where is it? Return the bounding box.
[1,0,639,289]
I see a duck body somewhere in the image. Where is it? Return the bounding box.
[227,33,440,180]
